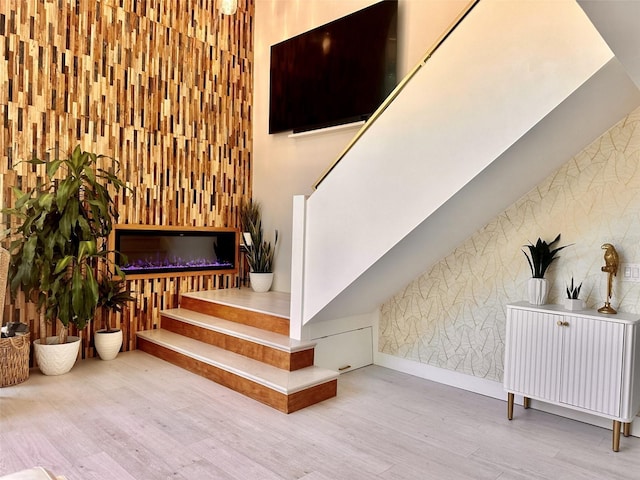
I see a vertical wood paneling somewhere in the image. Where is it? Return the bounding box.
[1,0,254,360]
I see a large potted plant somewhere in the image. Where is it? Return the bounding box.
[94,274,135,360]
[3,146,127,374]
[522,234,570,305]
[240,200,278,292]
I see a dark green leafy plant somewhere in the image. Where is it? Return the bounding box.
[522,234,570,279]
[97,275,135,332]
[3,146,129,343]
[566,277,582,300]
[240,200,278,273]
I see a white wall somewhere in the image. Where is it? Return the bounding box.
[299,0,615,323]
[253,0,471,293]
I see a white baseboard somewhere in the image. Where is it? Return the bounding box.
[374,351,639,438]
[374,351,505,400]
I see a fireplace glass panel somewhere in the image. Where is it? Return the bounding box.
[115,230,236,275]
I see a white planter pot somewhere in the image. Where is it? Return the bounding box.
[527,278,548,305]
[94,329,123,360]
[250,272,274,292]
[33,336,81,376]
[564,298,586,311]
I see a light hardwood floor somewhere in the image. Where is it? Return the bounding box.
[1,351,639,479]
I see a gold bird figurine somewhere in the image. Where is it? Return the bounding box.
[598,243,619,314]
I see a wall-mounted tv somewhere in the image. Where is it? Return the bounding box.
[269,0,398,134]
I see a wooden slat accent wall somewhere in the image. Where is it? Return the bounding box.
[0,0,254,360]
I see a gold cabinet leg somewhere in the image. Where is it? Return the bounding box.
[523,397,530,409]
[613,420,621,452]
[507,392,514,420]
[623,422,631,438]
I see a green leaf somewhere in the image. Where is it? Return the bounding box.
[85,166,96,183]
[32,211,46,230]
[22,235,37,266]
[78,240,97,260]
[114,264,126,279]
[38,192,54,210]
[70,145,82,168]
[26,157,45,165]
[46,159,62,178]
[86,268,99,308]
[53,256,73,275]
[13,189,32,210]
[58,209,72,240]
[56,178,73,211]
[71,268,85,318]
[87,199,107,219]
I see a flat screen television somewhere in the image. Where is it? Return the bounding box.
[269,0,398,134]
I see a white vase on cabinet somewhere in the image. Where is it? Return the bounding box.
[564,298,585,311]
[527,278,548,305]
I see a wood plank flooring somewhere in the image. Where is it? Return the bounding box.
[1,351,640,479]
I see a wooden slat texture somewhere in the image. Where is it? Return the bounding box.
[180,295,290,336]
[0,0,255,361]
[137,337,338,414]
[161,314,315,371]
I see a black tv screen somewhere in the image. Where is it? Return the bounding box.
[269,0,398,134]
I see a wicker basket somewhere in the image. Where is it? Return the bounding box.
[0,334,30,387]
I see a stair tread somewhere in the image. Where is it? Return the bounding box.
[162,308,314,353]
[137,329,337,394]
[181,289,290,319]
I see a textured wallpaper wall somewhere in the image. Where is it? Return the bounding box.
[379,107,640,382]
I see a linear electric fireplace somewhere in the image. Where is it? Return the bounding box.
[111,225,238,278]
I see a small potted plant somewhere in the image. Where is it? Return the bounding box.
[240,200,278,292]
[94,274,135,360]
[522,234,570,305]
[564,277,585,311]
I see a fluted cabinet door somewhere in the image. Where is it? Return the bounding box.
[504,309,564,402]
[560,316,624,417]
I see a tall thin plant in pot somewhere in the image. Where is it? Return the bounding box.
[3,146,128,374]
[522,234,570,305]
[240,200,278,292]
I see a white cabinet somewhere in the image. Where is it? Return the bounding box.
[313,327,373,373]
[504,302,640,451]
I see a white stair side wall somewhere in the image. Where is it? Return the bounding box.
[301,0,613,324]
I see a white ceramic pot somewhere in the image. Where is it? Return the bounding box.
[33,336,81,376]
[527,278,548,305]
[250,272,274,292]
[94,329,123,360]
[564,298,586,311]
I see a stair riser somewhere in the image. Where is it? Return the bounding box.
[137,337,337,414]
[161,315,314,371]
[181,296,289,336]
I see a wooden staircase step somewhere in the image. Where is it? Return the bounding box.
[137,329,338,413]
[180,290,290,336]
[161,308,315,370]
